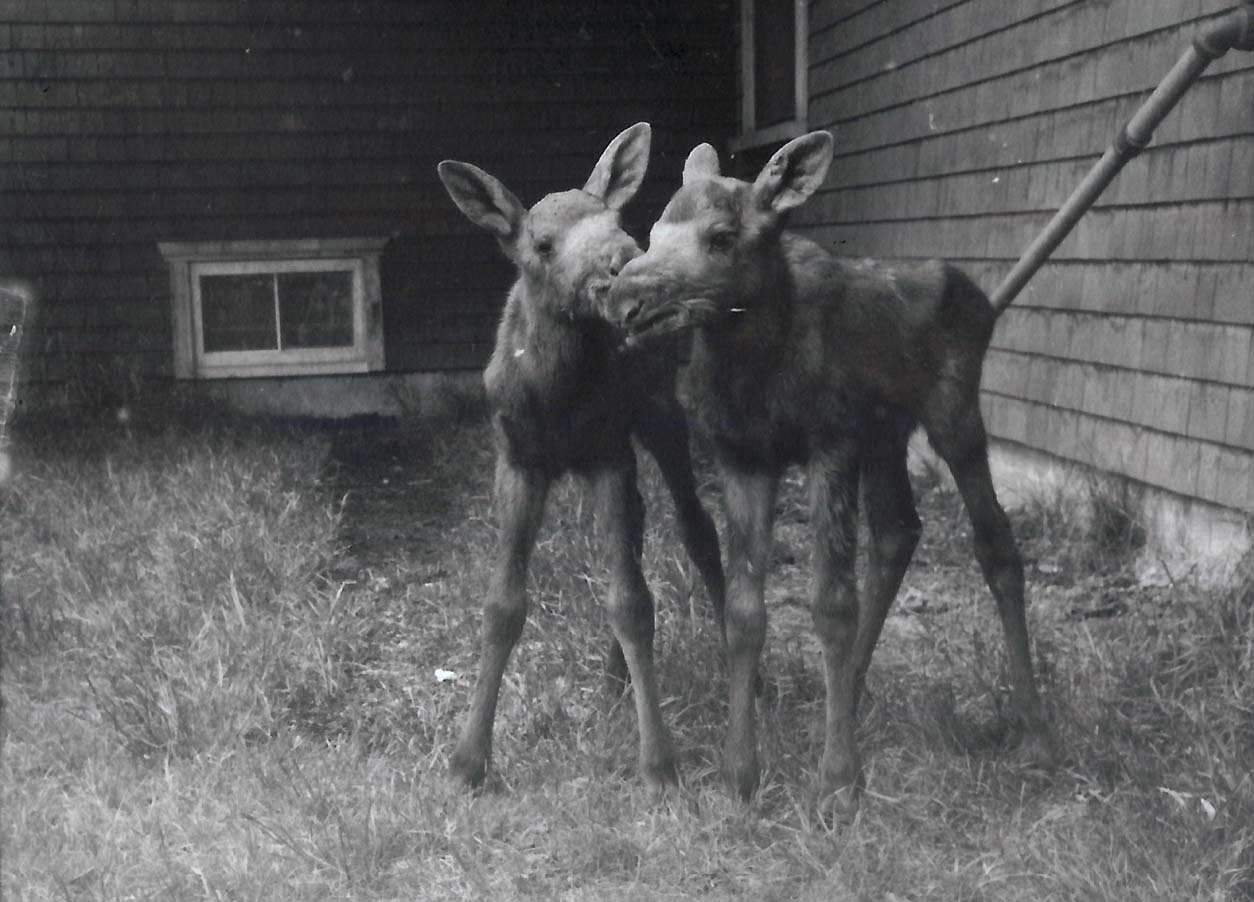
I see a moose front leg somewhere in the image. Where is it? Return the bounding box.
[450,458,549,788]
[595,457,677,790]
[718,465,778,801]
[809,448,863,814]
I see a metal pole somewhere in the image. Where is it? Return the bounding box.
[990,2,1254,312]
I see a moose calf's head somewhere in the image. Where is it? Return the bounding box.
[607,130,834,345]
[438,123,651,323]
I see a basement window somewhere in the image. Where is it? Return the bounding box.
[732,0,809,152]
[159,238,387,379]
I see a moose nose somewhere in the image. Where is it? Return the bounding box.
[611,283,644,327]
[607,254,653,328]
[620,298,643,326]
[608,244,640,278]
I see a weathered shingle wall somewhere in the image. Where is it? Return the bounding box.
[800,0,1253,513]
[1,0,735,391]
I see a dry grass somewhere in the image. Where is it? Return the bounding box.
[2,409,1250,901]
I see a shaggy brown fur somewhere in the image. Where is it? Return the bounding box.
[438,124,725,791]
[606,132,1056,812]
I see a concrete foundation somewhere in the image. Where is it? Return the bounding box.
[908,433,1251,587]
[201,370,486,421]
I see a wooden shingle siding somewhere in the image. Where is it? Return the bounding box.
[803,0,1253,513]
[2,1,735,390]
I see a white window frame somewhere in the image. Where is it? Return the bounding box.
[159,238,388,379]
[731,0,810,153]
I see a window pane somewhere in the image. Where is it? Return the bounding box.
[278,270,354,349]
[200,274,277,352]
[754,2,796,129]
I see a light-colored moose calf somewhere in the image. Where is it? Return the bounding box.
[605,132,1057,813]
[437,123,725,792]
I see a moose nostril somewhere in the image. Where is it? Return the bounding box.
[609,246,638,278]
[621,300,643,324]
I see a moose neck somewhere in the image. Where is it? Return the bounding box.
[511,277,578,335]
[504,279,616,382]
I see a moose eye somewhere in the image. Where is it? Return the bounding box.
[534,237,555,258]
[707,230,736,253]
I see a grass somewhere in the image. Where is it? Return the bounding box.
[2,405,1251,901]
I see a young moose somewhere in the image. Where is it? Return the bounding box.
[605,132,1056,811]
[437,123,725,791]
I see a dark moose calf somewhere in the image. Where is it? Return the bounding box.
[605,131,1058,813]
[437,124,726,792]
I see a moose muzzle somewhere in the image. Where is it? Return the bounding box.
[606,259,727,347]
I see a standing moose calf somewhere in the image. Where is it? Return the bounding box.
[605,132,1057,812]
[437,123,725,792]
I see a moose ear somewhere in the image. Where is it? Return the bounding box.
[583,122,651,210]
[751,131,834,213]
[437,160,527,240]
[682,143,721,184]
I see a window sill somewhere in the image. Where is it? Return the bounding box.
[195,360,373,379]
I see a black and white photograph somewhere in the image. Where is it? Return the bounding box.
[2,1,1252,898]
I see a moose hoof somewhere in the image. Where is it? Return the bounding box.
[819,782,860,824]
[722,751,760,802]
[818,750,862,821]
[1015,726,1060,773]
[642,755,679,797]
[448,747,488,790]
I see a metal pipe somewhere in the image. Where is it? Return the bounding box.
[990,2,1254,312]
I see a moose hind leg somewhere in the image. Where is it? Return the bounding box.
[941,427,1056,767]
[852,428,921,710]
[636,402,727,631]
[450,459,549,788]
[600,475,645,693]
[597,458,677,789]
